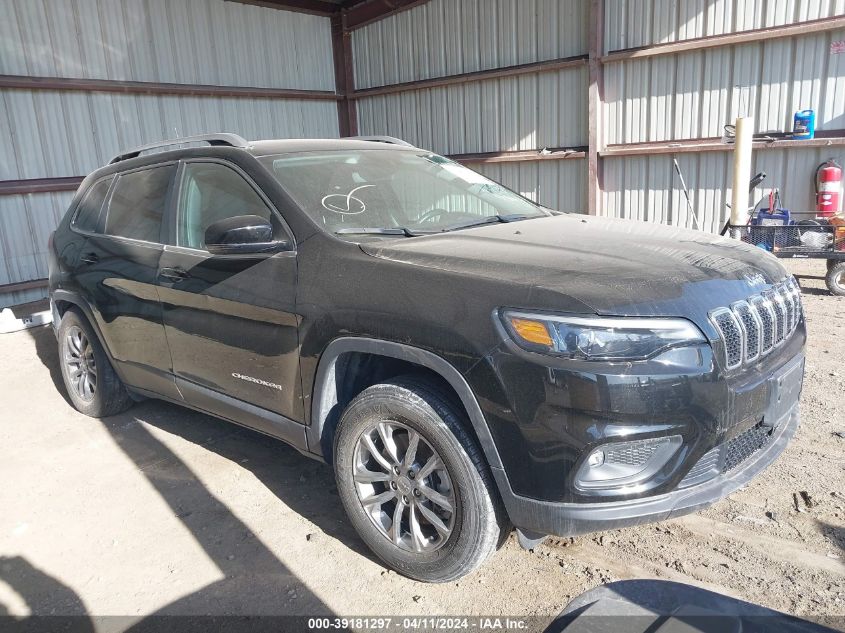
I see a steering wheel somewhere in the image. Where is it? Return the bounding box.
[417,208,451,224]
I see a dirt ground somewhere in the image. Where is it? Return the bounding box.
[0,259,843,630]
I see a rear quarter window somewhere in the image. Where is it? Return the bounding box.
[72,177,113,233]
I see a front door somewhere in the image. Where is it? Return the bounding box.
[157,160,303,438]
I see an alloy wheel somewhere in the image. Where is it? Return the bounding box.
[64,325,97,402]
[352,421,456,553]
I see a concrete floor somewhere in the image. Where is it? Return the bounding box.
[1,259,843,631]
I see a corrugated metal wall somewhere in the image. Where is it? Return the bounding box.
[0,93,338,181]
[356,68,588,154]
[603,145,844,231]
[602,1,845,231]
[475,160,587,212]
[0,0,334,89]
[603,0,845,231]
[604,0,845,51]
[0,192,75,307]
[0,0,337,308]
[352,0,588,88]
[352,0,590,212]
[352,0,845,231]
[604,29,845,144]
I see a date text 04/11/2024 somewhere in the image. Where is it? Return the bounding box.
[306,617,530,631]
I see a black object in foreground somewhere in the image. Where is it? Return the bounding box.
[547,579,837,633]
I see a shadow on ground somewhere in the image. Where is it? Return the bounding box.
[6,326,348,622]
[796,286,831,297]
[27,325,374,565]
[816,520,845,558]
[29,321,72,407]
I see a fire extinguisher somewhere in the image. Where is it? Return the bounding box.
[816,158,842,218]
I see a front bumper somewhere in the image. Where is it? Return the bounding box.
[497,395,799,538]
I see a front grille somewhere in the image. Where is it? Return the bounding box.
[710,278,802,370]
[723,424,773,471]
[711,308,743,368]
[750,295,776,353]
[679,423,774,487]
[732,301,760,361]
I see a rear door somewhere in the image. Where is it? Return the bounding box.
[75,163,178,399]
[156,159,303,440]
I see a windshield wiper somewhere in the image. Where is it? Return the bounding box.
[441,214,532,232]
[335,227,429,237]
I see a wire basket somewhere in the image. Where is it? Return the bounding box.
[723,223,845,258]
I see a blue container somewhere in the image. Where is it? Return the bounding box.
[793,109,816,139]
[753,208,791,226]
[751,208,793,251]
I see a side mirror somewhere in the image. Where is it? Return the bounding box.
[204,215,290,256]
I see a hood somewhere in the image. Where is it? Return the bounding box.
[360,215,789,325]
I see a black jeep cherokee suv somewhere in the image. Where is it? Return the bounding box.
[49,134,805,582]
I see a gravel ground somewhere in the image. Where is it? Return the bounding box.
[0,258,842,630]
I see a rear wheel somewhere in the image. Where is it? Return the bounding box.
[57,308,133,417]
[333,376,505,583]
[826,261,845,296]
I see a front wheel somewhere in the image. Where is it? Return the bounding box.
[826,261,845,296]
[333,376,505,583]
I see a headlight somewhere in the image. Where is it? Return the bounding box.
[501,310,706,361]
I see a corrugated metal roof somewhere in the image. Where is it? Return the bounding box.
[604,0,845,52]
[352,0,589,89]
[604,28,845,144]
[0,0,335,91]
[0,90,339,181]
[356,67,588,155]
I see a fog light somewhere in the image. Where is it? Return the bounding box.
[587,451,606,468]
[575,435,682,492]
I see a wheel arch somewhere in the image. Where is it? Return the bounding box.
[306,338,505,478]
[51,290,119,370]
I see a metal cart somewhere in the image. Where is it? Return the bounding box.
[722,222,845,296]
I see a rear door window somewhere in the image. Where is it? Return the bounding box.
[104,165,175,243]
[72,177,113,233]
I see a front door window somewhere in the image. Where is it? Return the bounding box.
[177,162,281,250]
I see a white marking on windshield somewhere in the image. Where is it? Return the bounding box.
[321,184,375,215]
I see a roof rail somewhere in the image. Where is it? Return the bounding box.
[108,133,249,164]
[346,135,415,147]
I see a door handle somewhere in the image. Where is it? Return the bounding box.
[80,252,99,265]
[159,267,190,282]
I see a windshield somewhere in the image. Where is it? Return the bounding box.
[258,150,548,237]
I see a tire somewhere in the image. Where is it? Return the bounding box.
[333,375,506,583]
[57,308,133,417]
[826,261,845,296]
